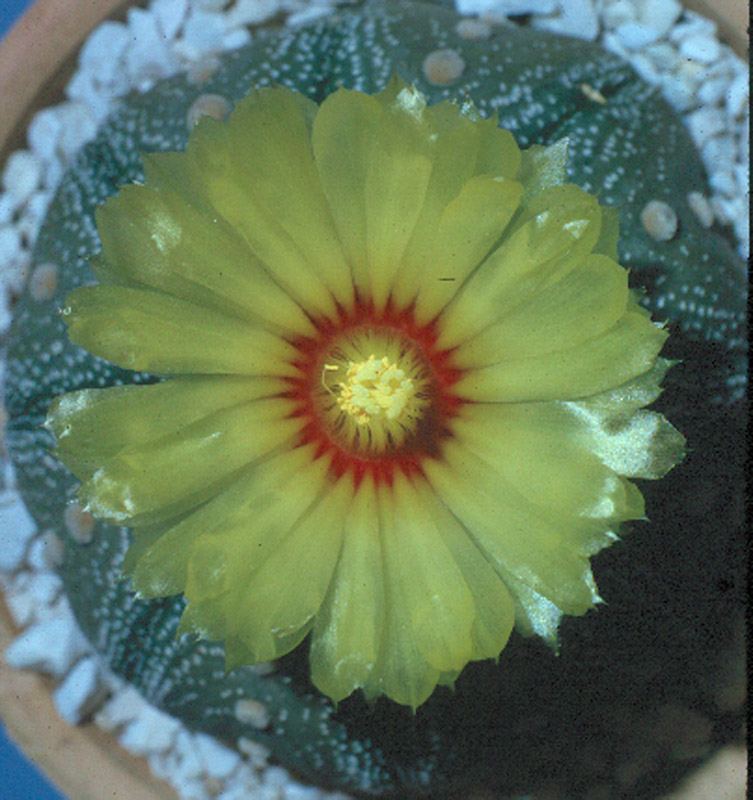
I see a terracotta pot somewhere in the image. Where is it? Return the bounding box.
[0,2,747,799]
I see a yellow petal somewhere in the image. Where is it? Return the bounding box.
[95,184,316,337]
[365,480,441,708]
[313,86,433,309]
[64,286,296,377]
[454,253,629,366]
[384,473,476,673]
[47,375,286,480]
[78,395,300,525]
[405,175,523,323]
[455,311,668,403]
[184,92,349,317]
[131,445,326,604]
[438,184,603,349]
[451,402,645,553]
[230,474,352,662]
[413,479,515,661]
[310,478,385,703]
[424,441,601,617]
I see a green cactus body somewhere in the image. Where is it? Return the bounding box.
[4,2,745,797]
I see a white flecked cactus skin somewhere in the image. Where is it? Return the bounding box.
[3,2,746,797]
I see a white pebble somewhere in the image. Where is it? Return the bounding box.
[697,76,732,107]
[702,134,737,172]
[5,610,89,678]
[687,191,714,228]
[725,73,749,120]
[640,199,678,242]
[125,8,176,89]
[54,656,106,724]
[182,9,229,52]
[287,4,337,27]
[531,0,599,42]
[600,0,635,29]
[422,49,466,86]
[173,730,205,780]
[118,704,182,755]
[643,41,680,72]
[0,194,15,225]
[152,0,189,40]
[221,26,252,51]
[40,531,66,569]
[234,697,271,729]
[56,102,99,160]
[95,685,149,731]
[225,0,281,28]
[733,163,749,197]
[26,108,63,163]
[0,493,37,572]
[669,11,717,44]
[686,107,726,149]
[659,73,696,112]
[264,765,292,788]
[78,21,130,80]
[284,784,324,800]
[194,732,242,779]
[635,0,682,39]
[2,151,43,207]
[237,737,271,768]
[456,0,556,14]
[709,170,737,198]
[628,53,660,85]
[679,33,721,64]
[614,21,660,51]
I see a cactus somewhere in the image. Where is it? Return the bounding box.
[4,2,745,796]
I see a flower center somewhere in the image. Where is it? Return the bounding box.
[287,301,465,484]
[324,354,417,426]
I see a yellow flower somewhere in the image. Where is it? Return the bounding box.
[46,77,684,709]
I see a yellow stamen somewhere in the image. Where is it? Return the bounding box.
[335,354,416,426]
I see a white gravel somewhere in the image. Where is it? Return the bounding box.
[0,1,749,799]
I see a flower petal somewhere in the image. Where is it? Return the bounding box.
[47,375,286,480]
[310,477,386,703]
[130,445,326,601]
[453,253,629,365]
[451,402,645,554]
[424,440,602,617]
[455,311,668,403]
[229,474,352,662]
[78,396,300,525]
[64,286,296,377]
[438,184,603,349]
[184,89,352,315]
[405,175,523,324]
[384,473,476,673]
[313,85,433,309]
[413,479,515,662]
[95,184,316,337]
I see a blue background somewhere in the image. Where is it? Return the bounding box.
[2,2,68,798]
